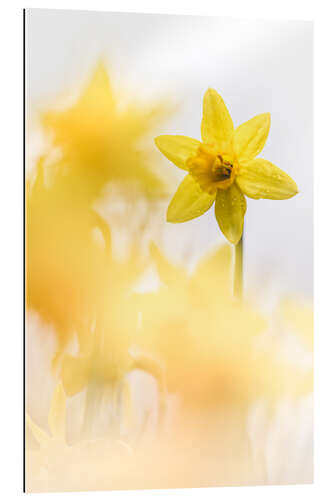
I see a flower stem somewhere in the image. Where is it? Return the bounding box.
[82,378,103,438]
[234,235,243,299]
[133,354,167,432]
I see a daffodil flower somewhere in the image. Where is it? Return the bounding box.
[135,243,311,410]
[42,63,169,202]
[155,88,298,244]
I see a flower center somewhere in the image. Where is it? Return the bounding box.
[212,155,233,181]
[188,145,237,194]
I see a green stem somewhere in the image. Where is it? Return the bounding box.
[82,378,104,438]
[82,377,123,439]
[133,354,167,432]
[234,235,243,299]
[81,324,108,439]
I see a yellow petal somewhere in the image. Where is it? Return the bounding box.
[215,184,246,245]
[233,113,271,160]
[149,242,186,286]
[154,135,200,170]
[237,158,298,200]
[167,174,215,223]
[26,414,50,446]
[61,354,90,397]
[193,244,232,294]
[48,383,66,440]
[201,88,234,147]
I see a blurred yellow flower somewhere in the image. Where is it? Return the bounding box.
[26,159,109,365]
[42,62,170,203]
[134,243,311,415]
[26,63,174,365]
[155,88,298,244]
[60,326,134,398]
[58,248,147,396]
[136,245,262,401]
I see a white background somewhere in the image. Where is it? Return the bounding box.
[0,0,332,499]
